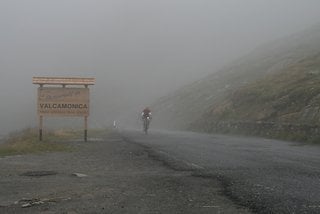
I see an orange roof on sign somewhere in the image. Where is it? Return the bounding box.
[33,77,95,85]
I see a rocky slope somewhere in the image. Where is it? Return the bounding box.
[152,24,320,141]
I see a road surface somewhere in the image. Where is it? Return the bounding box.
[0,130,250,214]
[121,129,320,214]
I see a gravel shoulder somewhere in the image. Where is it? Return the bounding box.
[0,131,251,214]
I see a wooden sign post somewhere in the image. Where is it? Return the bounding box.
[33,77,95,141]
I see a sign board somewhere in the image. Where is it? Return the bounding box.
[38,87,89,116]
[33,77,95,141]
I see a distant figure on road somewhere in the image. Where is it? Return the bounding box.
[141,107,152,134]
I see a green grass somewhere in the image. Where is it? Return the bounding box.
[0,128,83,157]
[0,128,114,157]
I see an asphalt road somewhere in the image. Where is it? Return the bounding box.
[121,129,320,214]
[0,131,250,214]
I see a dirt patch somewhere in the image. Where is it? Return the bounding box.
[20,171,58,177]
[0,132,251,213]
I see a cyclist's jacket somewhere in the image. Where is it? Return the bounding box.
[142,109,152,118]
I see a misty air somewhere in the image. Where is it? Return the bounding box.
[1,1,320,213]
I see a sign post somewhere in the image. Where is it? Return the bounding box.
[33,77,95,141]
[39,115,43,141]
[84,116,88,142]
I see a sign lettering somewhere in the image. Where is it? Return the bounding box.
[38,87,89,116]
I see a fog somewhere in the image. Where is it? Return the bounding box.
[1,0,320,135]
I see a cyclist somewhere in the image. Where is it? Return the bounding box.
[141,107,152,134]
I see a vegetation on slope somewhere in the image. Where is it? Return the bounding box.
[188,52,320,143]
[208,53,320,124]
[153,24,320,142]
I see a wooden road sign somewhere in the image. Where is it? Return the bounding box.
[33,77,95,141]
[38,87,89,117]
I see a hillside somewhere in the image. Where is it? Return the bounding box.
[203,54,320,124]
[152,24,320,141]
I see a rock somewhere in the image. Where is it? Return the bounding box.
[72,173,88,177]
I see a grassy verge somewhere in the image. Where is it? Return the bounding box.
[0,128,87,157]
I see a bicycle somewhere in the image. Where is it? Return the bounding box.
[142,116,151,134]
